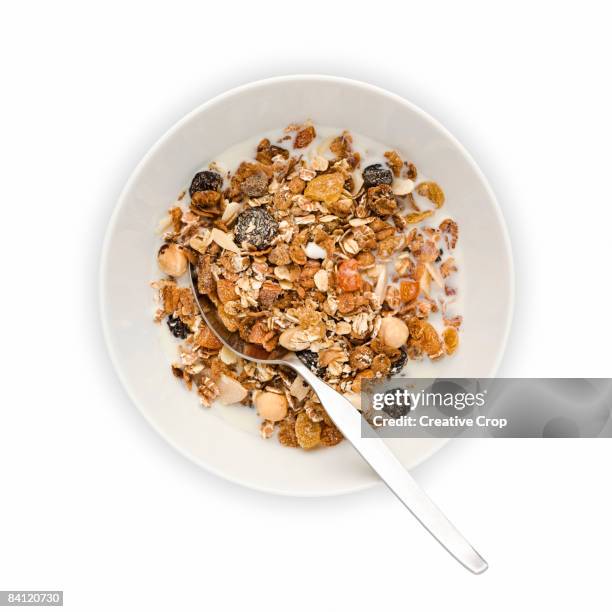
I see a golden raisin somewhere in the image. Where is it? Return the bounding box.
[304,172,345,204]
[443,327,459,355]
[320,422,343,446]
[295,412,321,449]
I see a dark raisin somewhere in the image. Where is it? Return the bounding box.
[189,170,223,196]
[296,350,324,377]
[233,207,278,250]
[381,388,411,418]
[389,348,408,375]
[362,164,393,188]
[435,248,443,263]
[167,315,190,339]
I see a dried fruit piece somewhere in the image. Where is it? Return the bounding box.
[443,327,459,355]
[304,172,345,204]
[296,350,324,377]
[278,416,299,447]
[295,412,321,449]
[166,315,190,339]
[233,207,279,250]
[294,125,316,149]
[189,170,222,196]
[363,164,393,188]
[416,181,445,208]
[389,348,408,374]
[421,322,443,358]
[256,138,289,165]
[336,259,363,292]
[320,422,343,446]
[400,280,419,302]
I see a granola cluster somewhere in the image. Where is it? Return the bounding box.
[152,123,461,449]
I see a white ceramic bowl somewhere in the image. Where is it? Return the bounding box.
[100,75,513,496]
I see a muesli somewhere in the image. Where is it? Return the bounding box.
[152,122,461,449]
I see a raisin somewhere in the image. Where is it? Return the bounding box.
[381,388,411,418]
[189,170,223,196]
[233,207,278,250]
[166,315,190,339]
[389,348,407,375]
[436,248,443,263]
[295,412,321,449]
[362,164,393,188]
[296,350,324,377]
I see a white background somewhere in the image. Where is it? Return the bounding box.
[1,1,611,610]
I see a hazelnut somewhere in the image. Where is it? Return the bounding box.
[158,243,187,277]
[254,391,288,422]
[378,316,409,349]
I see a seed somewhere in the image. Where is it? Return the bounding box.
[189,170,223,196]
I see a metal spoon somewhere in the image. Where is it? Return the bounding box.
[190,264,488,574]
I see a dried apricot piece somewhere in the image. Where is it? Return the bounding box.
[421,322,443,358]
[295,412,321,449]
[400,280,419,302]
[336,259,363,292]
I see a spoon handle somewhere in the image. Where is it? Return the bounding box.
[290,358,488,574]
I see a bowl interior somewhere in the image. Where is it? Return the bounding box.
[100,76,513,496]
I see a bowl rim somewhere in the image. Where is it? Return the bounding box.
[99,74,515,497]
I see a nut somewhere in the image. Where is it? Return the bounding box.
[217,374,248,405]
[255,391,288,422]
[158,244,188,277]
[378,316,409,349]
